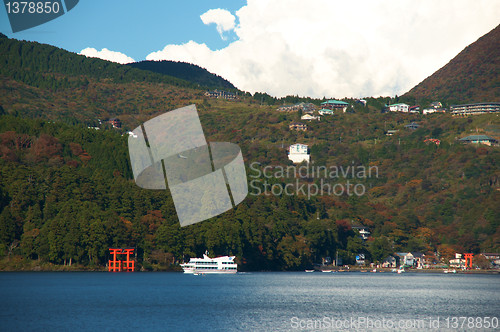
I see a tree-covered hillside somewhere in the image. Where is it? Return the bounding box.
[0,34,199,90]
[128,60,236,91]
[0,104,498,271]
[0,35,499,271]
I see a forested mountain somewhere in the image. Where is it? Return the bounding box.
[0,34,499,271]
[0,33,196,90]
[404,24,500,104]
[0,34,205,127]
[128,60,236,91]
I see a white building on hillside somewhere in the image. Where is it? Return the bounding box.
[450,102,500,116]
[288,143,310,163]
[318,109,334,115]
[423,108,446,115]
[301,114,320,121]
[388,103,409,112]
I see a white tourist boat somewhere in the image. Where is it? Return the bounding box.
[181,253,237,274]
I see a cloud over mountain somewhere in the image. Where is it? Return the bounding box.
[80,47,135,64]
[144,0,499,98]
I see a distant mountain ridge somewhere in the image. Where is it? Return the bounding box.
[128,60,236,91]
[0,34,198,90]
[404,24,500,104]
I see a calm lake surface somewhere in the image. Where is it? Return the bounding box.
[0,272,499,331]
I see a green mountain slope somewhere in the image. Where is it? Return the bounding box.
[128,60,236,90]
[0,33,198,91]
[404,24,500,103]
[0,36,499,271]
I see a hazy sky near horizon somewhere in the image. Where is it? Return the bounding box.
[1,0,498,98]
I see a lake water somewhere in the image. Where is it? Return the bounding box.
[0,272,499,331]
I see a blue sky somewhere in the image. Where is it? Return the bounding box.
[0,0,245,59]
[1,0,499,98]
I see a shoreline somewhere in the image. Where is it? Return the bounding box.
[1,267,499,274]
[2,257,499,274]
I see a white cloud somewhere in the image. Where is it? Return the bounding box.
[200,8,236,40]
[147,0,500,98]
[79,47,135,64]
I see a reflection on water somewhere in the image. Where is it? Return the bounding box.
[0,272,498,331]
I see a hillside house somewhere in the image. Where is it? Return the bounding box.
[301,114,320,121]
[449,253,465,268]
[288,143,310,163]
[351,222,370,241]
[318,109,334,115]
[388,103,409,112]
[409,105,420,113]
[386,130,399,136]
[298,102,316,113]
[382,256,397,268]
[459,135,498,146]
[430,101,442,108]
[321,100,349,112]
[205,90,237,100]
[412,252,425,268]
[289,122,307,131]
[423,108,446,115]
[405,122,420,130]
[396,253,410,266]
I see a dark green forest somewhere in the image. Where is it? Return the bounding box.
[0,115,365,271]
[128,60,236,91]
[0,35,499,271]
[0,33,197,91]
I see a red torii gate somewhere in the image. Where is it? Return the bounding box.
[108,248,135,272]
[464,253,473,270]
[122,248,135,272]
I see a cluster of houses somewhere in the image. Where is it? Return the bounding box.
[379,252,500,269]
[343,220,500,269]
[387,101,500,116]
[387,101,443,114]
[279,100,350,114]
[449,253,500,269]
[274,98,497,166]
[280,99,499,118]
[285,100,347,133]
[277,102,316,113]
[381,252,429,268]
